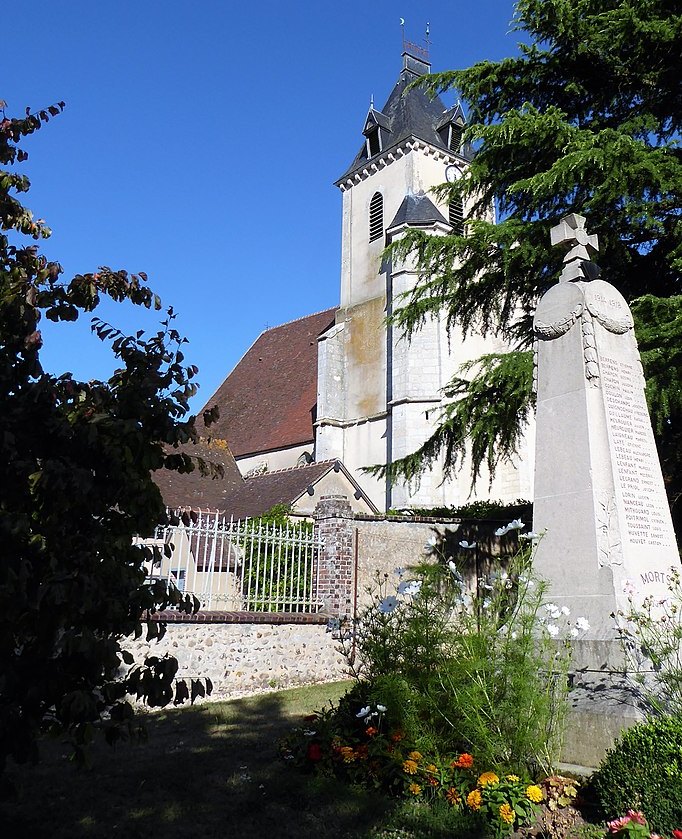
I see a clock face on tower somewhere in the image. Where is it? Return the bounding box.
[445,165,459,183]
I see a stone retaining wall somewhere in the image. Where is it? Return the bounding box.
[122,612,348,701]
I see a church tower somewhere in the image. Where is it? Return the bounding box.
[316,46,534,511]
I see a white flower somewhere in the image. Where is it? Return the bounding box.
[519,531,540,541]
[495,526,509,537]
[547,623,560,637]
[448,560,463,582]
[570,628,579,638]
[511,631,518,640]
[356,706,371,718]
[398,580,422,596]
[394,566,406,577]
[459,540,476,549]
[622,579,638,597]
[560,606,571,617]
[376,704,387,713]
[482,598,491,610]
[378,596,399,614]
[575,617,590,632]
[545,603,561,619]
[507,518,525,531]
[424,535,439,554]
[303,729,317,736]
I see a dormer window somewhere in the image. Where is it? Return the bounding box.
[367,127,381,158]
[448,123,464,153]
[449,198,465,236]
[369,192,384,242]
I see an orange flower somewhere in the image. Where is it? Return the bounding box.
[408,782,422,796]
[478,771,500,787]
[355,744,369,760]
[339,746,356,763]
[454,752,474,768]
[365,726,378,737]
[402,759,419,775]
[408,751,422,761]
[390,730,404,742]
[467,789,483,810]
[428,777,439,787]
[446,787,461,806]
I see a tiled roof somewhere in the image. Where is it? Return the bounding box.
[224,461,341,520]
[153,439,245,511]
[198,308,337,458]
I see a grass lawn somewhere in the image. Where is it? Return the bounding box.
[3,681,408,839]
[3,680,605,839]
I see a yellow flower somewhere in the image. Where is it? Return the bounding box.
[426,763,438,773]
[402,759,419,775]
[506,774,520,782]
[467,789,483,810]
[478,771,500,787]
[526,784,544,803]
[500,803,515,825]
[339,746,356,763]
[408,782,422,796]
[408,751,422,761]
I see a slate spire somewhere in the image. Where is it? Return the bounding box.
[337,47,470,184]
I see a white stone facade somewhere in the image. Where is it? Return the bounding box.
[316,133,534,511]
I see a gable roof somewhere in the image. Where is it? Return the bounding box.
[153,439,245,511]
[199,308,337,458]
[222,460,379,519]
[338,57,470,183]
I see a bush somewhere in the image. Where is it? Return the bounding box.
[591,715,682,835]
[344,531,582,776]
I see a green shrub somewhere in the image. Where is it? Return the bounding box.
[345,538,576,775]
[591,714,682,835]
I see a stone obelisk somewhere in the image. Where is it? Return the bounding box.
[532,213,680,674]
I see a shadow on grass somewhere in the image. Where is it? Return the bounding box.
[3,683,398,839]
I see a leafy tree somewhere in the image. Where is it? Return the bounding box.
[0,102,218,783]
[377,0,681,532]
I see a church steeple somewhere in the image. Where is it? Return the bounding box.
[336,49,470,185]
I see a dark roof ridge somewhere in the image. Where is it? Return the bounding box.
[261,306,337,334]
[244,460,337,481]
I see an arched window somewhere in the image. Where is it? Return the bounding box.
[369,192,384,242]
[449,198,465,236]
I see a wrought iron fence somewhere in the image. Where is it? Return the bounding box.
[137,510,323,613]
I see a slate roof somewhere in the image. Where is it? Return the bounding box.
[153,439,245,511]
[198,308,337,458]
[338,57,470,183]
[387,192,448,230]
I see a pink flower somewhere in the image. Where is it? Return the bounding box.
[626,810,647,826]
[607,816,632,833]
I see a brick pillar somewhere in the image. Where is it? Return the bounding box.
[314,495,354,617]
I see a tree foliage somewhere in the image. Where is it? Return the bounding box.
[0,102,217,781]
[383,0,682,521]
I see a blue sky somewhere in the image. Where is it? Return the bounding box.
[5,0,518,412]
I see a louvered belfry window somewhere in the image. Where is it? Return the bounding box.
[369,192,384,242]
[449,198,465,235]
[449,124,463,153]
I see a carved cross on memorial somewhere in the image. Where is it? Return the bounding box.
[550,213,600,282]
[531,212,680,673]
